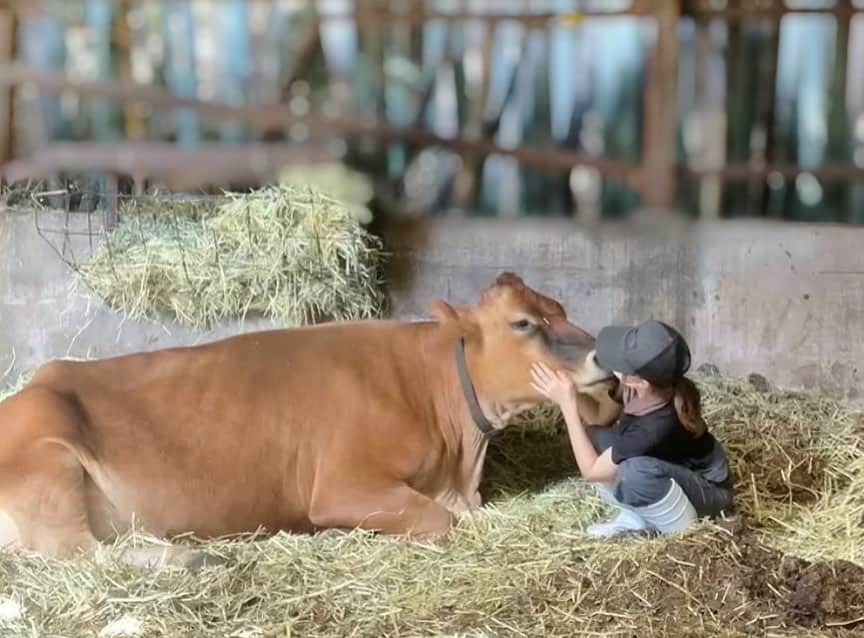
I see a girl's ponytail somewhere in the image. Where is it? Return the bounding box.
[673,376,707,438]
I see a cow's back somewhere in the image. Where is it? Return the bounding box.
[21,319,446,537]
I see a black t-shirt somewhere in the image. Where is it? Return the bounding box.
[610,404,716,465]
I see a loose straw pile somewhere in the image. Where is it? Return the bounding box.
[1,373,862,637]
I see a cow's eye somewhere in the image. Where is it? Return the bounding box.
[510,319,534,332]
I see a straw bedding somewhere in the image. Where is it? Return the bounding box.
[74,184,387,329]
[0,371,862,638]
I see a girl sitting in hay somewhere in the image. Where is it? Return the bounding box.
[530,320,734,538]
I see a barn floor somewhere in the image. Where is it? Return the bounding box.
[0,374,862,638]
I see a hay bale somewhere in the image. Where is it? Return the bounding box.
[1,373,862,637]
[278,163,375,225]
[76,185,388,329]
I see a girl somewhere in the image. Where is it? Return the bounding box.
[530,319,734,537]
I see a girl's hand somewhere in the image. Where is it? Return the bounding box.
[530,362,577,408]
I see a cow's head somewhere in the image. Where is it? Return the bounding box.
[428,272,619,424]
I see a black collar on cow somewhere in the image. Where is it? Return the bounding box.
[454,338,497,438]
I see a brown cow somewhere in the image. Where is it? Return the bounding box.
[0,272,620,568]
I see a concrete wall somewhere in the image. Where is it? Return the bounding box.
[2,208,862,402]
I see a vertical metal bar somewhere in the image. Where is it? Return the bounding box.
[104,172,118,230]
[641,0,681,209]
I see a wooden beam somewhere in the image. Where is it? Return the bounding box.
[684,163,864,182]
[825,0,854,221]
[827,1,852,164]
[1,142,340,190]
[0,6,17,168]
[688,5,861,21]
[0,64,642,185]
[641,0,681,208]
[2,1,651,24]
[4,0,860,21]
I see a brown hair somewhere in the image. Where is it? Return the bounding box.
[672,376,708,438]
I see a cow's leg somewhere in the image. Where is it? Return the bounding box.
[309,482,456,540]
[0,508,20,550]
[435,489,482,515]
[1,457,220,570]
[466,489,482,510]
[0,450,218,570]
[0,389,220,570]
[82,479,224,570]
[0,388,101,559]
[0,446,101,560]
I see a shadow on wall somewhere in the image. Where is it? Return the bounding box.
[375,216,434,318]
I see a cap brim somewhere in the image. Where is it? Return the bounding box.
[595,325,637,374]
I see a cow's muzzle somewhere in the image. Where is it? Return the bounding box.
[543,323,596,364]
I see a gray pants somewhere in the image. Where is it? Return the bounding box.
[587,425,734,518]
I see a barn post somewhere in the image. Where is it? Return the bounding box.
[162,0,201,148]
[218,0,251,144]
[826,0,852,221]
[641,0,680,210]
[755,18,781,218]
[0,5,17,171]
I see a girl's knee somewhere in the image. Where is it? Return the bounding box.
[618,456,667,481]
[615,458,675,508]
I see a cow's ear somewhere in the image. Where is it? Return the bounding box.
[495,272,524,287]
[427,299,479,338]
[427,299,471,322]
[427,299,459,322]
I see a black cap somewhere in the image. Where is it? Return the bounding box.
[595,320,691,387]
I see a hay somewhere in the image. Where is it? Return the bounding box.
[278,163,375,225]
[1,374,863,638]
[697,376,864,565]
[75,185,388,329]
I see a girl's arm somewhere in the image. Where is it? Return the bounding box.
[531,363,618,483]
[560,399,618,482]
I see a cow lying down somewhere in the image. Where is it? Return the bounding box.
[0,272,621,568]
